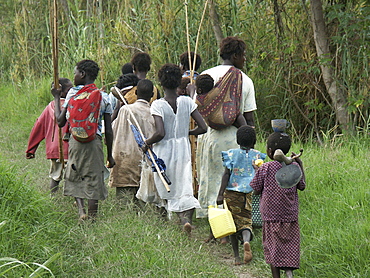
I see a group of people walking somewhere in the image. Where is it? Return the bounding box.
[26,36,306,278]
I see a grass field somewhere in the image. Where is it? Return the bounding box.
[0,81,369,277]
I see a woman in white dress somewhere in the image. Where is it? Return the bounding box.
[143,63,207,234]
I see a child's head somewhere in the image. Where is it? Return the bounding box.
[195,74,214,95]
[116,73,140,90]
[121,62,133,75]
[236,125,256,148]
[136,79,154,102]
[158,63,182,89]
[59,78,73,97]
[74,59,100,85]
[177,77,191,96]
[179,51,202,72]
[266,132,291,159]
[131,52,151,73]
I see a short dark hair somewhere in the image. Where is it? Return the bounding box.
[267,132,291,155]
[59,78,72,93]
[121,62,133,75]
[131,52,151,72]
[237,125,256,147]
[180,51,202,71]
[195,74,214,95]
[116,73,140,89]
[136,79,154,100]
[76,59,100,81]
[179,77,191,91]
[158,63,182,89]
[219,36,246,60]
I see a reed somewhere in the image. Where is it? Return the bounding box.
[1,0,367,137]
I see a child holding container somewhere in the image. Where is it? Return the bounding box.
[217,125,266,265]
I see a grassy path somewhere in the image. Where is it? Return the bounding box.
[0,118,270,277]
[2,83,369,277]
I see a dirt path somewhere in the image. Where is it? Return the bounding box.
[190,224,269,278]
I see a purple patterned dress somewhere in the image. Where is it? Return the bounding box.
[250,160,305,269]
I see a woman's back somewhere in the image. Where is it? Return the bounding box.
[150,96,195,141]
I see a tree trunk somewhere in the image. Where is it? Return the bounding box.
[208,0,224,46]
[310,0,350,131]
[272,0,284,45]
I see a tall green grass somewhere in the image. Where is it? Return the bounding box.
[1,0,368,137]
[298,141,370,277]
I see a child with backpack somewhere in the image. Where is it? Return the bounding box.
[26,78,72,194]
[217,125,266,265]
[52,59,115,221]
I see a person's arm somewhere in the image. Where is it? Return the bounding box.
[232,113,247,128]
[51,87,67,127]
[252,189,261,195]
[111,101,121,122]
[103,113,115,168]
[251,165,263,195]
[142,115,165,152]
[186,83,196,99]
[292,152,306,190]
[243,111,255,127]
[189,109,207,136]
[217,167,230,205]
[26,109,47,158]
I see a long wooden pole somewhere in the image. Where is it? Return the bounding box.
[113,87,170,192]
[184,1,197,196]
[193,0,208,74]
[51,0,64,166]
[184,1,194,83]
[184,0,209,197]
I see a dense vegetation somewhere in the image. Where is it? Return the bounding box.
[0,82,369,277]
[0,1,369,277]
[0,0,368,138]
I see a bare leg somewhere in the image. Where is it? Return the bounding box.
[185,208,194,225]
[50,179,59,194]
[220,236,229,244]
[88,199,98,220]
[270,265,281,278]
[75,198,87,221]
[242,229,253,263]
[285,269,294,278]
[205,228,216,243]
[230,234,242,265]
[176,209,194,235]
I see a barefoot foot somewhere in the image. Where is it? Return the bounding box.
[243,242,253,263]
[220,236,229,244]
[234,257,242,266]
[79,213,88,222]
[183,222,192,236]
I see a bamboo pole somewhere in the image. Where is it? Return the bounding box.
[51,0,64,167]
[193,0,208,74]
[184,1,194,83]
[184,0,210,197]
[113,87,170,192]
